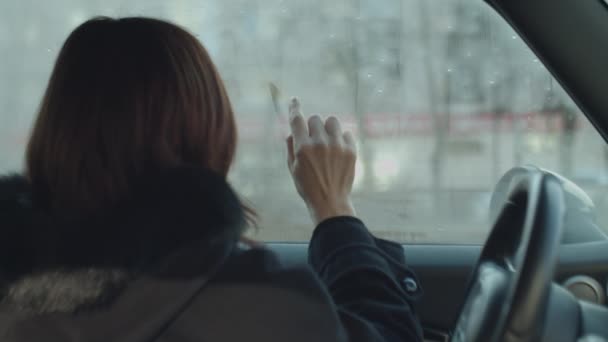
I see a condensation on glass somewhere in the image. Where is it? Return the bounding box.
[1,0,607,243]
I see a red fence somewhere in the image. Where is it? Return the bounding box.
[3,112,580,146]
[237,112,578,141]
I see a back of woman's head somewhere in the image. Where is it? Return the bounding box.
[26,17,239,217]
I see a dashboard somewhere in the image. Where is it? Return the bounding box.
[269,168,608,340]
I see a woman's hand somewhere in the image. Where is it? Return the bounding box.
[286,98,357,225]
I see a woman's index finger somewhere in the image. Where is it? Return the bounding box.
[289,97,308,143]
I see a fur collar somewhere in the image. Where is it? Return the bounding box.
[0,166,246,314]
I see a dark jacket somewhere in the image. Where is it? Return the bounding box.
[0,167,423,341]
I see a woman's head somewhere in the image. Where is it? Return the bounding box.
[27,17,243,217]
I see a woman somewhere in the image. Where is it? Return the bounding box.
[0,17,423,341]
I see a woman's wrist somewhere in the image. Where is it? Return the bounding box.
[308,199,356,226]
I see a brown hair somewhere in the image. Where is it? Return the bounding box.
[26,17,255,223]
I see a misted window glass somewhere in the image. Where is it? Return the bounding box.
[1,0,606,243]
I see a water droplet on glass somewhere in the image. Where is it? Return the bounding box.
[329,34,335,39]
[355,16,362,20]
[466,51,472,57]
[47,48,51,52]
[533,58,539,63]
[367,73,372,79]
[377,89,384,94]
[511,35,517,40]
[447,68,452,73]
[489,80,495,85]
[447,25,453,30]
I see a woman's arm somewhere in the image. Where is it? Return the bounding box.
[309,216,423,342]
[285,98,423,341]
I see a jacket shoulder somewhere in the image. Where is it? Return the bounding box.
[0,174,31,210]
[215,247,332,300]
[167,247,348,342]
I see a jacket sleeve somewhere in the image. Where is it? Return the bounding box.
[308,216,424,342]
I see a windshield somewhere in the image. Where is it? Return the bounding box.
[1,0,607,243]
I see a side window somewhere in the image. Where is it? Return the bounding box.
[0,0,606,243]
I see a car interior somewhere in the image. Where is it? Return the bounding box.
[273,0,608,340]
[1,0,608,341]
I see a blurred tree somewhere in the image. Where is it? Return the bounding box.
[352,33,375,189]
[329,4,375,190]
[542,80,577,178]
[418,0,448,213]
[485,19,519,181]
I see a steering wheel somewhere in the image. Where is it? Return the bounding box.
[451,168,565,342]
